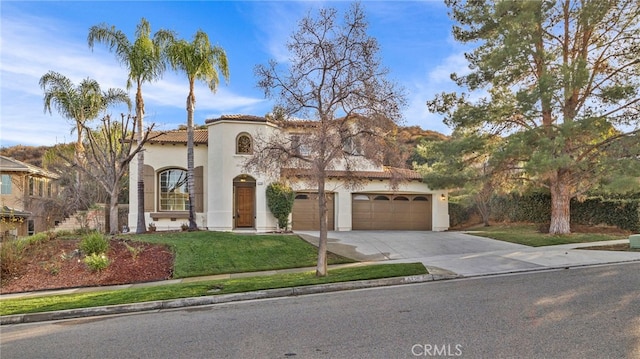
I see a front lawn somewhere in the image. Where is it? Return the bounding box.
[467,223,629,247]
[0,263,428,316]
[130,231,355,278]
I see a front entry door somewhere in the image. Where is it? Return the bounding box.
[235,186,254,228]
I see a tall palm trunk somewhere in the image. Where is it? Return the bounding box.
[135,85,146,234]
[75,120,85,209]
[186,88,197,230]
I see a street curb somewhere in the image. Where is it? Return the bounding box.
[459,259,640,279]
[0,273,459,325]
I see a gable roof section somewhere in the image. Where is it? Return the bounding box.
[281,167,423,181]
[146,130,208,145]
[0,155,59,179]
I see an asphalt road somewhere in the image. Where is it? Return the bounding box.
[2,262,639,358]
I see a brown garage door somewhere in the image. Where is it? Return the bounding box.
[352,194,432,230]
[292,193,335,230]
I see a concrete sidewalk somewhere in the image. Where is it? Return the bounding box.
[297,230,640,277]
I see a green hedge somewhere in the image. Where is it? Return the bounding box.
[571,197,640,232]
[490,193,550,223]
[448,202,472,228]
[487,193,640,232]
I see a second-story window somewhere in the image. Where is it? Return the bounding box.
[236,134,252,154]
[291,134,310,156]
[1,174,11,194]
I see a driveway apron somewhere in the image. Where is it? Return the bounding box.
[295,231,640,277]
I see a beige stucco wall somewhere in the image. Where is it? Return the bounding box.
[207,120,280,232]
[128,142,208,232]
[129,120,449,233]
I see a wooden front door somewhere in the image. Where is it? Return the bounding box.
[235,186,254,228]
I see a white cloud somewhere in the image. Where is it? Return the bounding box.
[428,52,472,84]
[0,10,275,147]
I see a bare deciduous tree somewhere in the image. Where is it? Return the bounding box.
[250,3,407,276]
[60,114,154,234]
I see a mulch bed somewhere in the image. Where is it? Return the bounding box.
[1,238,174,294]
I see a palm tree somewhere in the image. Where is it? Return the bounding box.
[39,71,131,163]
[88,18,175,234]
[166,30,229,230]
[40,71,131,214]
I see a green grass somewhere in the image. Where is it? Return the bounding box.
[0,263,427,316]
[468,224,628,247]
[130,231,354,278]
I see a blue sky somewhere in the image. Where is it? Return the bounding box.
[1,1,471,148]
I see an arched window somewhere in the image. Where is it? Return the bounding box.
[159,169,189,211]
[236,134,252,154]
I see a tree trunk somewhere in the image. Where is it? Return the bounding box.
[135,87,146,234]
[109,189,120,235]
[316,179,328,277]
[186,92,197,231]
[549,170,572,234]
[475,194,491,227]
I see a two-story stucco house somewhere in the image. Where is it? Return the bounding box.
[1,155,61,239]
[128,115,449,233]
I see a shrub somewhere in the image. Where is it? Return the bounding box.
[124,241,143,260]
[55,229,74,238]
[79,233,110,255]
[0,240,26,277]
[266,182,295,230]
[23,231,56,246]
[83,253,110,272]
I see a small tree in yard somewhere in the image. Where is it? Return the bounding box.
[266,182,295,231]
[250,3,407,276]
[60,114,153,234]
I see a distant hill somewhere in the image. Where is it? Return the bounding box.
[395,126,447,168]
[396,125,447,145]
[0,145,52,168]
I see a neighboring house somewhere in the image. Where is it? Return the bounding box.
[128,115,449,232]
[0,155,61,239]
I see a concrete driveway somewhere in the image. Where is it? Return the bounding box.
[296,231,640,277]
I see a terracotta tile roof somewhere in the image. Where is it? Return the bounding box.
[281,167,423,180]
[147,130,208,145]
[0,155,59,179]
[205,114,269,124]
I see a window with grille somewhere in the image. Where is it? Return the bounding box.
[159,169,189,211]
[236,134,252,154]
